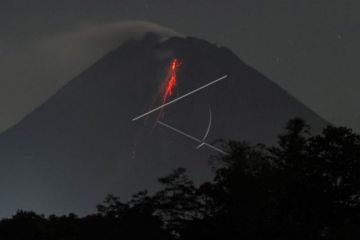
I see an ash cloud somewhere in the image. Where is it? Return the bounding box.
[0,21,182,133]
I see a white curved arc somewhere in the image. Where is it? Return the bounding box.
[196,105,212,149]
[201,105,212,141]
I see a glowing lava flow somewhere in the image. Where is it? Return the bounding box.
[162,58,181,104]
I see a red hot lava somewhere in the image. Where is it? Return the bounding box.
[162,58,181,104]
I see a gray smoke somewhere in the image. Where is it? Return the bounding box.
[0,21,182,133]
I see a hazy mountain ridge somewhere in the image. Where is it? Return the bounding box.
[0,34,327,217]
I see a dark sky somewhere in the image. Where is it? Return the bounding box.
[0,0,359,131]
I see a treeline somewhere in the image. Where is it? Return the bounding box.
[1,118,360,240]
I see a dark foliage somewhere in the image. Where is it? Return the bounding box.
[1,118,359,239]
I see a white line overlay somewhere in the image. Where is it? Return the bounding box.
[132,75,228,121]
[157,120,227,155]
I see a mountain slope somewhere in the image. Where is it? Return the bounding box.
[0,34,327,217]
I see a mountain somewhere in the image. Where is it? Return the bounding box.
[0,34,327,217]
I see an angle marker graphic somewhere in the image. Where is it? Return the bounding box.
[132,75,228,122]
[157,121,200,143]
[157,120,227,155]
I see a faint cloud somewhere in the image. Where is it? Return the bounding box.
[0,21,182,133]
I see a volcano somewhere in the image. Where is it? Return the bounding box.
[0,34,327,217]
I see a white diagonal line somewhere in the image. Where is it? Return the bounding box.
[157,121,201,143]
[202,143,228,155]
[157,120,227,155]
[132,75,228,121]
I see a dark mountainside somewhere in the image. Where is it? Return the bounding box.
[0,34,327,217]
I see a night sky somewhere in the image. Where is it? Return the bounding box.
[0,0,359,132]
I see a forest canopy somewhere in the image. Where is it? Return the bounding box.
[1,118,360,240]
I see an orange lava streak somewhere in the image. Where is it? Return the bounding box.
[162,58,181,104]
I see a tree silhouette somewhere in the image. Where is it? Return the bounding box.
[1,118,360,240]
